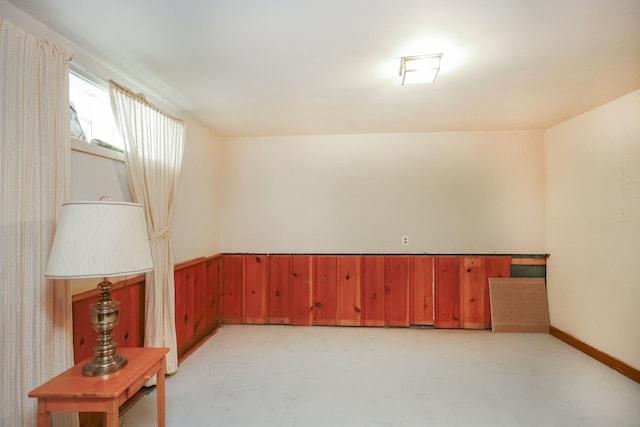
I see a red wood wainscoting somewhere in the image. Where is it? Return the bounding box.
[219,254,513,330]
[174,255,222,358]
[72,255,222,365]
[72,255,222,427]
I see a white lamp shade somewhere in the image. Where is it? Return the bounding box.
[45,201,153,279]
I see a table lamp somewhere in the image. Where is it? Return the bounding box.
[45,200,153,376]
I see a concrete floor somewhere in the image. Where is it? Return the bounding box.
[122,325,640,427]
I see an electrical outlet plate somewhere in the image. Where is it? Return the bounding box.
[401,235,409,246]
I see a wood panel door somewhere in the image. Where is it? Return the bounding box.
[409,256,434,326]
[434,256,461,328]
[268,255,292,324]
[291,255,313,326]
[361,256,386,327]
[385,256,410,327]
[244,255,267,324]
[221,255,244,324]
[314,256,338,326]
[337,256,362,326]
[459,256,486,329]
[485,256,512,328]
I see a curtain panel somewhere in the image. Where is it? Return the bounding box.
[0,17,76,426]
[109,81,185,375]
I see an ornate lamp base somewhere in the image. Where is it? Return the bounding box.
[82,278,128,377]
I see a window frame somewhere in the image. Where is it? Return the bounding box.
[69,64,124,162]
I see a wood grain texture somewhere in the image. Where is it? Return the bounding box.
[459,256,486,329]
[221,255,244,324]
[174,267,195,356]
[244,255,267,324]
[314,256,338,326]
[361,256,386,327]
[409,256,434,326]
[385,256,410,327]
[291,255,313,326]
[337,256,362,326]
[268,255,292,324]
[205,257,222,333]
[190,263,209,344]
[434,256,461,328]
[30,347,168,427]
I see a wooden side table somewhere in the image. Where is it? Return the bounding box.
[29,347,168,427]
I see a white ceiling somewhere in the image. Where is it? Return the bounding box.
[6,0,640,137]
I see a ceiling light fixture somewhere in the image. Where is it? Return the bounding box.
[399,53,443,85]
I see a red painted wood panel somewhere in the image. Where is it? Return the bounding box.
[337,256,362,326]
[459,256,486,329]
[385,256,410,327]
[175,267,195,355]
[314,256,338,326]
[362,256,385,327]
[434,256,461,328]
[268,255,292,324]
[221,255,244,324]
[485,256,512,328]
[291,255,313,326]
[244,255,267,324]
[409,256,434,325]
[206,257,222,331]
[112,282,145,351]
[190,263,210,342]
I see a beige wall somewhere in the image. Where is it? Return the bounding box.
[221,131,545,254]
[545,90,640,369]
[171,120,224,264]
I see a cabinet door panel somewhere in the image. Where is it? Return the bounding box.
[221,255,244,324]
[314,256,338,326]
[385,256,410,327]
[485,256,512,328]
[268,255,291,324]
[434,256,461,328]
[337,256,361,326]
[244,255,267,324]
[460,256,486,329]
[409,256,434,325]
[362,256,385,327]
[291,255,313,326]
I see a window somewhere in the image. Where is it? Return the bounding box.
[69,70,124,154]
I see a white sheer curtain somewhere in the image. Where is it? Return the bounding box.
[0,17,76,427]
[109,81,184,375]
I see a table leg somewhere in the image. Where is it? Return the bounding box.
[157,358,166,427]
[37,400,51,427]
[105,400,119,427]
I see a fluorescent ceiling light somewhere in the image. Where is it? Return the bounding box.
[399,53,443,85]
